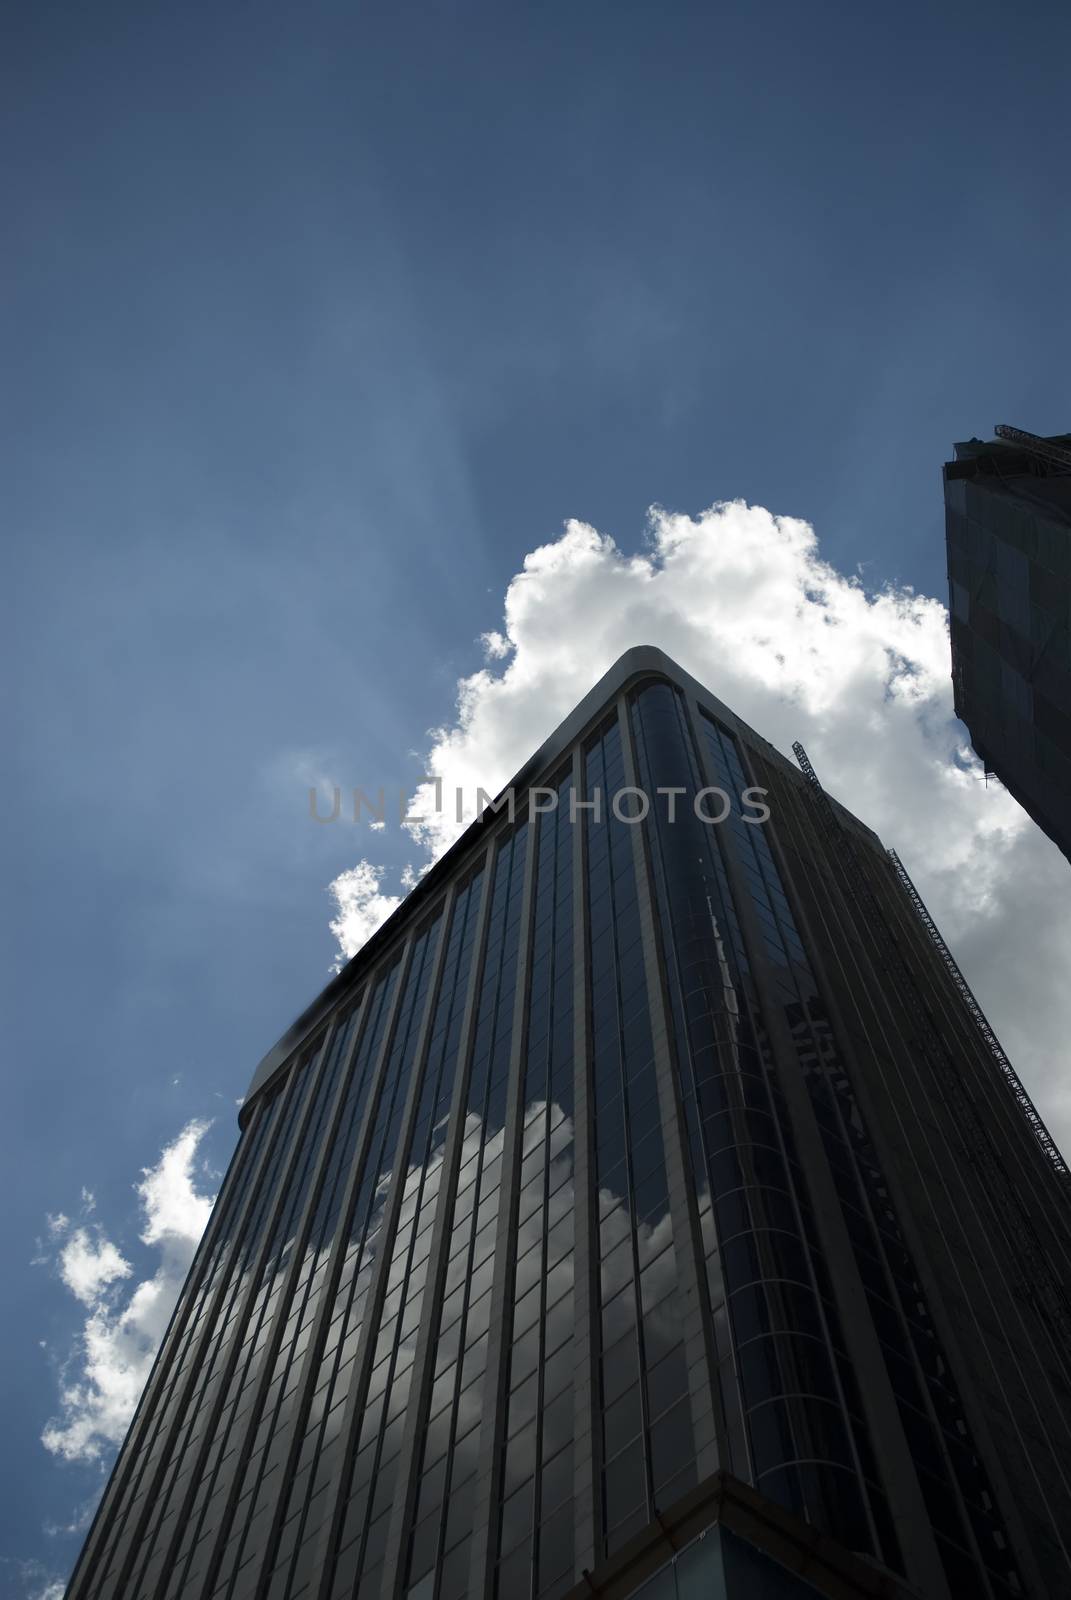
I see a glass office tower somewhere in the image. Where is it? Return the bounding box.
[945,428,1071,864]
[66,648,1071,1600]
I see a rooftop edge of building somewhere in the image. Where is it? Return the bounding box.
[945,433,1071,524]
[238,644,885,1125]
[948,431,1071,466]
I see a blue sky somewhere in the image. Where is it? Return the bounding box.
[4,1,1070,1592]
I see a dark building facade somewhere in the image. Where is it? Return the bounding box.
[945,427,1071,864]
[66,648,1071,1600]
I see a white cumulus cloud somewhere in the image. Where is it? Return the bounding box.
[41,1120,216,1465]
[0,1559,68,1600]
[327,861,404,970]
[328,501,1071,1154]
[58,1230,132,1307]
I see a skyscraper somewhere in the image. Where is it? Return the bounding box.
[945,425,1071,865]
[66,647,1071,1600]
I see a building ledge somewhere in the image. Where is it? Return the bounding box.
[562,1470,923,1600]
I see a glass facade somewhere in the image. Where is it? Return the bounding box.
[585,716,695,1561]
[945,434,1071,865]
[399,821,527,1600]
[634,686,888,1563]
[68,651,1071,1600]
[695,707,1017,1596]
[490,771,574,1599]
